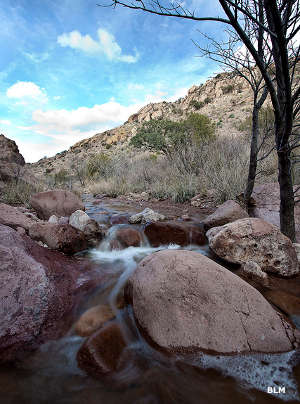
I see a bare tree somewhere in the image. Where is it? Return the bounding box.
[98,0,300,241]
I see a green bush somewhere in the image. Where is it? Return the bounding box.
[86,152,112,179]
[222,84,235,94]
[189,100,204,110]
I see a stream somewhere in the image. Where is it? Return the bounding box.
[1,196,300,404]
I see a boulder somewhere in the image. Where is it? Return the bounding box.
[110,214,129,225]
[252,183,300,242]
[115,227,143,248]
[206,218,299,277]
[128,250,297,354]
[75,304,115,337]
[144,222,206,247]
[77,322,126,377]
[202,200,248,230]
[0,203,40,232]
[29,222,88,255]
[48,215,59,224]
[30,189,84,220]
[0,224,103,363]
[69,210,103,244]
[129,208,165,224]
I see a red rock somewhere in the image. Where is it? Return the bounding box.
[144,221,206,247]
[115,227,142,248]
[29,222,88,254]
[0,224,103,363]
[129,250,296,354]
[0,203,40,232]
[202,200,248,230]
[75,304,115,337]
[77,322,126,377]
[30,189,84,220]
[110,214,129,225]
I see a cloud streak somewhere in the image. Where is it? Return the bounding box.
[57,28,139,63]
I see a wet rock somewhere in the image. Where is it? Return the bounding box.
[29,222,88,254]
[252,183,300,242]
[202,200,248,230]
[129,208,165,224]
[115,227,143,248]
[239,261,269,288]
[48,215,59,224]
[0,224,101,363]
[207,218,299,277]
[110,214,129,225]
[144,221,206,247]
[0,203,40,232]
[128,249,296,354]
[263,290,300,317]
[75,304,115,337]
[77,322,126,377]
[30,189,84,220]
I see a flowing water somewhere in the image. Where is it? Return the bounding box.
[1,198,300,404]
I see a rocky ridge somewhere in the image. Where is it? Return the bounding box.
[28,71,257,180]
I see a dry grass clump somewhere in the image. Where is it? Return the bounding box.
[1,181,43,206]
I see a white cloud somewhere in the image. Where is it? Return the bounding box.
[0,119,11,126]
[57,29,139,63]
[6,81,48,103]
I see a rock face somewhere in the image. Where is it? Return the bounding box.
[30,189,84,220]
[29,222,88,254]
[0,203,40,232]
[0,224,101,363]
[129,208,165,224]
[252,183,300,242]
[202,200,248,230]
[128,250,296,354]
[0,134,25,185]
[144,222,206,247]
[206,218,299,277]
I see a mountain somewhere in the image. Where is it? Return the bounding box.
[28,71,261,181]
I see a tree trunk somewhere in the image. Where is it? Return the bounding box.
[277,127,296,241]
[244,105,259,207]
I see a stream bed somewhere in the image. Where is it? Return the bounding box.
[1,196,300,404]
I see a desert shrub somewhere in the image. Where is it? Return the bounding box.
[1,181,42,206]
[203,97,212,104]
[86,152,112,179]
[54,168,70,185]
[222,84,235,94]
[189,100,204,110]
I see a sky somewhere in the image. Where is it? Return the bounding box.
[0,0,227,162]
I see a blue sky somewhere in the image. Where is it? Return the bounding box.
[0,0,227,162]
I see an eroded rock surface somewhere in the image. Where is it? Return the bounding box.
[128,250,297,354]
[206,218,299,277]
[202,200,248,230]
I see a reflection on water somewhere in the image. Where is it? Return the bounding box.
[1,216,300,404]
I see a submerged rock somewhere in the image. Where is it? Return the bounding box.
[0,224,101,363]
[30,189,84,220]
[129,208,165,224]
[75,304,115,337]
[77,322,126,377]
[206,218,299,277]
[202,200,248,230]
[144,221,206,247]
[128,250,297,354]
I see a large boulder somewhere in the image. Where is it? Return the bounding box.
[129,208,165,224]
[0,134,25,186]
[30,189,84,220]
[252,183,300,242]
[29,222,88,254]
[128,250,297,354]
[115,227,143,248]
[202,200,248,230]
[0,203,40,232]
[69,210,103,244]
[144,222,206,247]
[0,224,103,363]
[206,218,299,277]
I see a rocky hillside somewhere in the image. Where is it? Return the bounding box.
[28,71,261,180]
